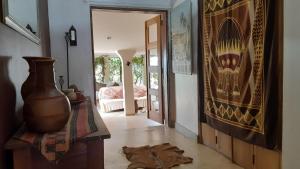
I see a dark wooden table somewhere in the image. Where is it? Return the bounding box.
[5,102,110,169]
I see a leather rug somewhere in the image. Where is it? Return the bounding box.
[123,143,193,169]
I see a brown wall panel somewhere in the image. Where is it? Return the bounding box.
[201,123,217,150]
[254,146,281,169]
[201,127,282,169]
[216,130,233,159]
[233,138,254,169]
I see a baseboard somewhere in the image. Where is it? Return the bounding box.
[175,122,198,140]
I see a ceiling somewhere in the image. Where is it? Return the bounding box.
[92,10,158,55]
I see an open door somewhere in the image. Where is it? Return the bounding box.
[145,15,164,124]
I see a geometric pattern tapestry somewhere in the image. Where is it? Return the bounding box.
[202,0,281,149]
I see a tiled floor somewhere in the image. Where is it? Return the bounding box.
[100,110,161,132]
[100,111,242,169]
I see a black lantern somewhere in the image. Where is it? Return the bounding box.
[64,25,77,88]
[68,25,77,46]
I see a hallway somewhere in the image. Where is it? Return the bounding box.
[101,113,242,169]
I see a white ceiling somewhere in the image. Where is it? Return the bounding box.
[92,10,158,55]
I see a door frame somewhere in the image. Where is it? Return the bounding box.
[197,0,205,143]
[89,6,174,127]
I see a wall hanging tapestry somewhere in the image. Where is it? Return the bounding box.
[171,0,192,74]
[202,0,282,149]
[123,143,193,169]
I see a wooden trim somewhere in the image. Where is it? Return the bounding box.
[90,6,168,14]
[198,123,203,143]
[145,18,148,116]
[275,0,283,150]
[0,0,3,23]
[87,140,104,169]
[13,148,32,169]
[148,42,158,49]
[90,7,97,104]
[145,17,159,25]
[160,12,171,127]
[197,0,205,143]
[39,0,51,56]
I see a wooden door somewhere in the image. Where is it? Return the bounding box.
[145,15,164,124]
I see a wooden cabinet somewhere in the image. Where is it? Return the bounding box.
[254,145,281,169]
[233,138,254,169]
[5,100,110,169]
[216,130,233,159]
[9,141,102,169]
[201,123,282,169]
[201,123,217,150]
[201,123,233,159]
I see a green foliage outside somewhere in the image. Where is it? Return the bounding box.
[108,57,122,83]
[132,56,145,85]
[94,55,145,85]
[94,56,105,83]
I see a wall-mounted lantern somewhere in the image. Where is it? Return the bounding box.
[68,25,77,46]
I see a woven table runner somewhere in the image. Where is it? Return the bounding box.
[13,98,98,162]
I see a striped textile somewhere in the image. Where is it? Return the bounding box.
[13,98,98,162]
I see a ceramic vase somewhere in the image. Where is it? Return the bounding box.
[21,56,51,100]
[23,59,71,133]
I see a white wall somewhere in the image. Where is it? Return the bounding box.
[0,22,42,169]
[173,0,199,135]
[0,23,42,118]
[48,0,200,136]
[48,0,94,99]
[48,0,174,102]
[282,1,300,168]
[117,49,136,116]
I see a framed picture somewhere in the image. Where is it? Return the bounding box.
[171,0,192,74]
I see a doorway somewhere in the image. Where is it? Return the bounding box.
[90,8,169,130]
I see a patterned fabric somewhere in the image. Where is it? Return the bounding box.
[98,85,147,112]
[133,85,147,98]
[99,86,123,99]
[13,98,98,162]
[202,0,281,149]
[98,85,147,100]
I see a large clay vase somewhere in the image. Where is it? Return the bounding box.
[21,56,51,100]
[23,59,71,133]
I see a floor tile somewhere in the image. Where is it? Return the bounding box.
[100,111,243,169]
